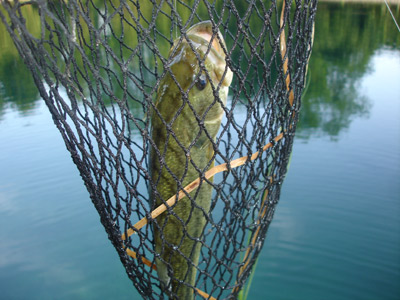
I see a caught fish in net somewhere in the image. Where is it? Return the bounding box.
[0,0,317,299]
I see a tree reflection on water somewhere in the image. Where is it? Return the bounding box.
[297,2,399,140]
[0,2,399,138]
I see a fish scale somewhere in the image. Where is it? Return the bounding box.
[150,21,233,299]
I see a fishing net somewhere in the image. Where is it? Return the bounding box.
[0,0,317,299]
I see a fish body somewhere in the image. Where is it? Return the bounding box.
[150,21,232,299]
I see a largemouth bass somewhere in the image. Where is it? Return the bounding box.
[150,21,232,299]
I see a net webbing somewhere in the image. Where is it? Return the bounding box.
[0,0,317,298]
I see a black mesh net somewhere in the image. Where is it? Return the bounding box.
[0,0,317,299]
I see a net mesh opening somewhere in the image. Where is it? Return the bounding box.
[0,0,317,299]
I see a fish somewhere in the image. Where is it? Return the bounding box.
[150,21,233,299]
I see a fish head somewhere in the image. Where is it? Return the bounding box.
[165,21,233,118]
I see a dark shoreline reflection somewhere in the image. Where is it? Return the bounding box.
[296,2,400,140]
[0,54,39,117]
[1,2,399,139]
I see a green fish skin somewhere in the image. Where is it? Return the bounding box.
[150,21,232,299]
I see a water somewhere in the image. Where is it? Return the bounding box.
[1,2,399,299]
[251,49,400,299]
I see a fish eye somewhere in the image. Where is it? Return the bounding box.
[195,74,207,90]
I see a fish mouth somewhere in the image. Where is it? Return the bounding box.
[186,21,233,87]
[187,21,225,58]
